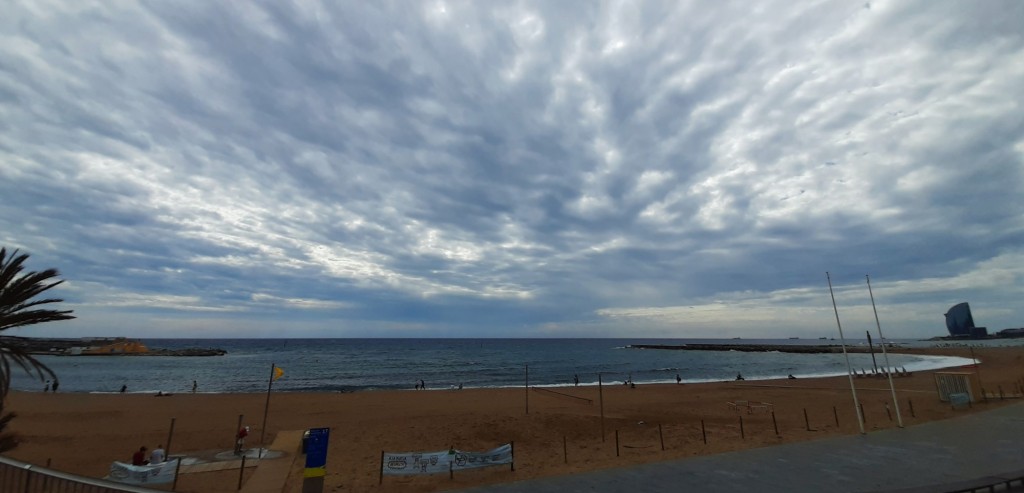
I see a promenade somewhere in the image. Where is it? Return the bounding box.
[462,401,1024,492]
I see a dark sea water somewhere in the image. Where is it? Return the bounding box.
[10,338,978,394]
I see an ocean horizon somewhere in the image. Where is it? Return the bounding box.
[11,337,1007,395]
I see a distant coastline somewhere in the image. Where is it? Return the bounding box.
[926,329,1024,342]
[0,336,226,356]
[629,343,892,354]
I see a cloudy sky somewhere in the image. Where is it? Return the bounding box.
[2,1,1022,339]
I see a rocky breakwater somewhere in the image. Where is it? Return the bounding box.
[139,347,227,356]
[0,336,227,356]
[629,343,879,354]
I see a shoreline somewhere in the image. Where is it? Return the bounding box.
[12,349,980,395]
[4,346,1022,493]
[629,343,898,353]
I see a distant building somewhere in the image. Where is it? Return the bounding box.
[995,327,1024,338]
[944,302,988,338]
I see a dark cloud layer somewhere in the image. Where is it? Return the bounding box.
[2,0,1022,338]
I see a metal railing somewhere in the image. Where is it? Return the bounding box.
[0,455,162,492]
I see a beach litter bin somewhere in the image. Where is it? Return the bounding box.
[302,429,310,454]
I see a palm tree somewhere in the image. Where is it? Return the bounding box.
[0,247,74,452]
[0,247,75,398]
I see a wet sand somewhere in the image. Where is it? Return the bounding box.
[4,346,1022,492]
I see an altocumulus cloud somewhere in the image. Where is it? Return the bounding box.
[1,0,1022,338]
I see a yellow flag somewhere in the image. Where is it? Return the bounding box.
[273,366,285,381]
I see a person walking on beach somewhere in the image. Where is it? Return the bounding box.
[120,384,127,393]
[420,379,425,390]
[676,373,682,384]
[51,380,59,392]
[192,380,197,393]
[574,374,579,386]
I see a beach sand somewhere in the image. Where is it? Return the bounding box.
[4,346,1023,492]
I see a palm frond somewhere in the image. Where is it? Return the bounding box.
[0,247,75,400]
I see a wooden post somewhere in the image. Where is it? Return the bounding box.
[739,415,744,439]
[658,423,664,451]
[971,346,985,401]
[615,430,620,457]
[378,450,384,485]
[999,385,1004,400]
[172,457,183,491]
[803,408,810,431]
[908,398,915,417]
[510,441,515,471]
[859,403,866,424]
[598,373,605,442]
[525,365,529,415]
[833,406,839,427]
[235,414,244,453]
[886,402,892,421]
[701,419,707,444]
[237,455,247,491]
[449,460,453,480]
[866,331,878,373]
[772,411,779,436]
[563,436,567,464]
[166,417,177,457]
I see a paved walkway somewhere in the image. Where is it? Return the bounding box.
[167,431,303,492]
[240,431,304,493]
[462,402,1024,493]
[175,441,287,475]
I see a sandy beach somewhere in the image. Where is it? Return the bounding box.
[4,346,1023,492]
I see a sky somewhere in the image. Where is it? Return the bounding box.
[2,1,1022,339]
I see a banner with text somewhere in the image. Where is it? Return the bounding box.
[382,444,512,476]
[108,458,180,485]
[452,443,513,470]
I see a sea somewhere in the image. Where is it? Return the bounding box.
[8,338,1001,395]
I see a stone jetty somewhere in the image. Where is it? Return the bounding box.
[629,343,890,354]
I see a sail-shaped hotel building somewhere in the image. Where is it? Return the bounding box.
[944,302,988,338]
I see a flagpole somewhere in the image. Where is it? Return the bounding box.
[867,274,904,428]
[259,363,276,458]
[827,272,865,434]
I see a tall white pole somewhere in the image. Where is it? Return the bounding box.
[867,275,904,428]
[827,272,865,434]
